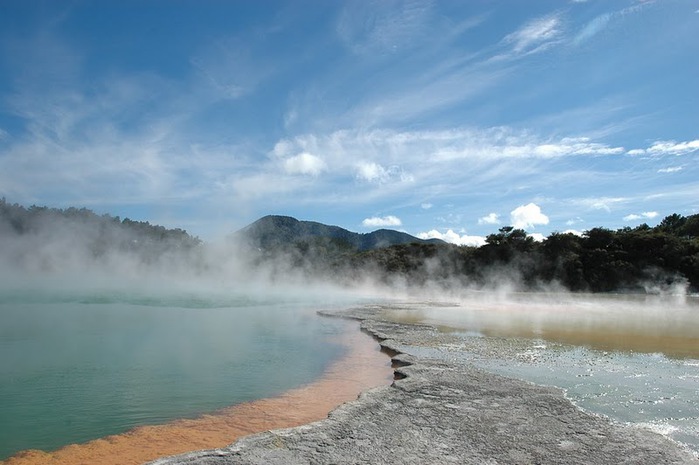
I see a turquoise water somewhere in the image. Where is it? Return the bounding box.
[0,290,351,460]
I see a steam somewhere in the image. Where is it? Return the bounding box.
[0,208,373,303]
[1,202,698,360]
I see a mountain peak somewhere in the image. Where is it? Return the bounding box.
[234,215,442,251]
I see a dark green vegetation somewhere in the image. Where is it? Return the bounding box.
[237,215,699,294]
[2,200,697,293]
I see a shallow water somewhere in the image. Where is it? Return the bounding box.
[381,293,699,454]
[0,290,357,460]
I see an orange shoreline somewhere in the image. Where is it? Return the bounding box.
[2,320,393,465]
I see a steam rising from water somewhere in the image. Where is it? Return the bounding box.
[2,211,698,460]
[381,292,699,358]
[2,211,697,359]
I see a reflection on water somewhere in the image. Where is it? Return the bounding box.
[381,292,699,455]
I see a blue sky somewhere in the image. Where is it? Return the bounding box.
[0,0,697,244]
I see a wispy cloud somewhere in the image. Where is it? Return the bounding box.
[503,14,562,56]
[647,140,699,156]
[277,128,626,168]
[1,1,696,239]
[572,1,656,46]
[569,196,629,213]
[628,139,699,156]
[190,38,271,100]
[657,166,683,174]
[573,13,613,45]
[337,0,435,56]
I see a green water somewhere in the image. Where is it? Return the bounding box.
[0,290,350,459]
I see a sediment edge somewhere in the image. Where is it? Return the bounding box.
[148,305,698,465]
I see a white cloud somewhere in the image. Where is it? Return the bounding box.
[510,203,549,229]
[566,217,583,226]
[562,229,584,237]
[417,229,486,247]
[623,211,658,221]
[283,152,327,176]
[478,213,500,225]
[647,139,699,156]
[529,233,546,242]
[627,139,699,157]
[421,203,433,210]
[658,166,683,173]
[504,14,562,55]
[356,161,389,182]
[362,215,402,228]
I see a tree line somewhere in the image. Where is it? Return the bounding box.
[2,198,697,293]
[343,214,699,293]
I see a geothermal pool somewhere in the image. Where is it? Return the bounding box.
[381,293,699,454]
[0,289,359,460]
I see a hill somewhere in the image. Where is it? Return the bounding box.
[233,215,443,252]
[0,199,201,274]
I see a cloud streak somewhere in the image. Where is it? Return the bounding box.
[502,14,562,56]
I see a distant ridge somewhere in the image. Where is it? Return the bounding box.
[234,215,443,251]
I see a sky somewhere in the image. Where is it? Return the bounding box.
[0,0,697,245]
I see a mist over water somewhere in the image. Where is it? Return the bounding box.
[383,292,699,358]
[0,211,390,460]
[380,293,699,454]
[2,206,698,459]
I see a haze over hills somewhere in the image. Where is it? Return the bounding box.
[233,215,444,252]
[1,200,698,293]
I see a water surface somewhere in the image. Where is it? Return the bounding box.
[381,293,699,454]
[0,290,354,460]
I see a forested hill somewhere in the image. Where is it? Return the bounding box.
[233,215,443,252]
[233,213,699,293]
[2,199,697,293]
[0,199,201,270]
[348,216,699,293]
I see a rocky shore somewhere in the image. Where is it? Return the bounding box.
[149,305,698,465]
